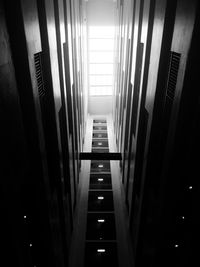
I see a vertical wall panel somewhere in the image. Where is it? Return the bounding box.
[3,0,75,266]
[0,3,30,266]
[3,0,58,266]
[130,0,167,263]
[128,0,198,266]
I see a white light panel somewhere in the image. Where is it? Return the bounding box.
[89,39,114,51]
[90,86,113,96]
[90,52,114,63]
[89,26,115,38]
[89,64,113,75]
[98,219,105,223]
[90,75,113,86]
[97,249,106,253]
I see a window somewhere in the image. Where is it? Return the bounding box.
[88,26,115,96]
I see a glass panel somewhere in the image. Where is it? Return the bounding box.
[90,86,113,96]
[90,52,113,63]
[90,64,113,75]
[89,75,113,86]
[89,26,115,38]
[89,39,114,51]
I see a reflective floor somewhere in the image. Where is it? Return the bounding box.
[69,115,133,267]
[85,119,117,266]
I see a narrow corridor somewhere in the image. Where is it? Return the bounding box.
[69,115,133,267]
[1,1,198,266]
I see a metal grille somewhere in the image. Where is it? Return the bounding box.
[34,52,45,98]
[166,52,181,100]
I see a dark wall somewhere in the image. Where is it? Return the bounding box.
[0,2,29,266]
[1,0,85,266]
[115,0,199,266]
[2,0,61,265]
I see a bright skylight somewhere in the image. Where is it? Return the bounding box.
[88,26,115,96]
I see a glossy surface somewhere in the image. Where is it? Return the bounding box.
[91,160,111,172]
[90,173,112,190]
[86,213,116,240]
[88,191,114,211]
[85,242,118,267]
[92,140,109,148]
[93,132,108,138]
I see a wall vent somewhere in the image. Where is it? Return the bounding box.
[34,52,45,98]
[166,52,181,100]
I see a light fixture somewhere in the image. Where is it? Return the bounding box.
[181,216,185,220]
[98,196,104,200]
[98,178,104,182]
[189,186,192,190]
[98,219,105,223]
[98,164,103,168]
[97,249,105,253]
[175,244,179,248]
[24,215,27,219]
[98,142,102,145]
[30,243,33,247]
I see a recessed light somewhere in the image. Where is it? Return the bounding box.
[30,243,33,247]
[175,244,179,248]
[98,196,104,200]
[189,186,192,190]
[98,219,105,223]
[98,164,103,168]
[97,249,105,253]
[98,178,104,182]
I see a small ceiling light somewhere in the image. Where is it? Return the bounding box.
[98,196,104,200]
[30,243,33,247]
[175,244,179,248]
[97,249,105,253]
[98,178,104,182]
[182,216,185,220]
[98,164,103,168]
[98,142,102,145]
[24,215,27,219]
[189,186,192,190]
[98,219,105,223]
